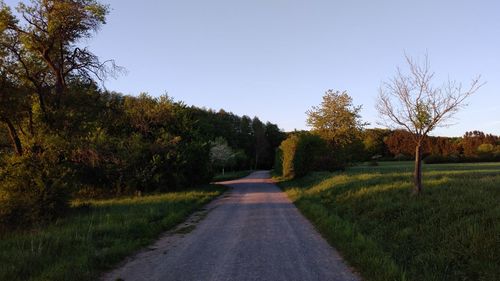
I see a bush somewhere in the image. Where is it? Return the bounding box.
[0,154,70,230]
[279,135,300,178]
[277,133,338,178]
[424,153,500,164]
[424,154,451,164]
[293,134,331,177]
[273,147,283,176]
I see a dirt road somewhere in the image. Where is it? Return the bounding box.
[103,171,360,281]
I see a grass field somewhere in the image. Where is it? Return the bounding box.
[213,170,253,182]
[278,162,500,281]
[0,185,225,281]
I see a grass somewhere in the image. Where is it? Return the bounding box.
[277,161,500,281]
[0,185,226,281]
[213,170,253,182]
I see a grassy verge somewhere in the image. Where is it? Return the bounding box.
[0,185,226,281]
[213,170,253,182]
[277,162,500,281]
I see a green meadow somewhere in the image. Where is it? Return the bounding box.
[0,185,225,281]
[278,162,500,281]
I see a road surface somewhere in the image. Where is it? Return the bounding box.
[103,171,360,281]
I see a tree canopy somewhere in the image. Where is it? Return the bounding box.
[306,90,366,147]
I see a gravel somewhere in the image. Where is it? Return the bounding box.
[102,171,361,281]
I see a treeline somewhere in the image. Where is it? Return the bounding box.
[364,129,500,163]
[274,90,499,179]
[0,87,284,228]
[0,0,284,229]
[275,127,500,179]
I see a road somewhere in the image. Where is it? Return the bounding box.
[103,171,360,281]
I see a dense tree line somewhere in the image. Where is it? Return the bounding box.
[369,129,500,162]
[274,89,499,180]
[0,0,284,228]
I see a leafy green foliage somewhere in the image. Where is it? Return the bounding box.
[277,134,299,178]
[0,0,284,230]
[0,153,70,228]
[307,90,366,147]
[276,133,337,178]
[306,90,366,166]
[293,133,333,177]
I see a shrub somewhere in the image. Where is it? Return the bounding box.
[424,154,449,164]
[425,153,500,164]
[293,134,331,177]
[277,133,338,178]
[273,147,283,176]
[0,154,70,230]
[279,135,300,178]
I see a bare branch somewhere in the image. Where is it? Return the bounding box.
[377,55,482,138]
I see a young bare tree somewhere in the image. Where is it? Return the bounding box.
[377,55,483,194]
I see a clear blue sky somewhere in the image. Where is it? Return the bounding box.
[6,0,500,136]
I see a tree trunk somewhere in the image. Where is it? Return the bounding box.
[413,142,423,194]
[3,118,23,156]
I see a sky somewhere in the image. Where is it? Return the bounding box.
[5,0,500,136]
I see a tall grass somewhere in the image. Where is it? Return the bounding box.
[279,162,500,281]
[0,185,225,281]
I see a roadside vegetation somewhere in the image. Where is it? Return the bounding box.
[277,162,500,281]
[0,185,225,281]
[0,0,284,231]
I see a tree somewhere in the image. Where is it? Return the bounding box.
[1,0,116,122]
[210,137,235,175]
[377,55,482,194]
[252,117,269,169]
[362,128,391,158]
[306,90,366,165]
[263,122,286,168]
[0,3,29,155]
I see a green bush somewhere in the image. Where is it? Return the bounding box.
[279,134,300,178]
[277,133,338,178]
[293,134,332,177]
[0,154,70,230]
[424,154,453,164]
[424,153,500,164]
[273,147,283,176]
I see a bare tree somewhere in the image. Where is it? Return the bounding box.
[376,55,483,194]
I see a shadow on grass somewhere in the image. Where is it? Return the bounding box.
[277,163,500,281]
[0,185,226,281]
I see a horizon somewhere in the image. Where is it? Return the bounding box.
[5,0,500,137]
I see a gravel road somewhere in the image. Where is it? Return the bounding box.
[103,171,360,281]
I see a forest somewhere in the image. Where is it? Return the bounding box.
[0,0,285,230]
[1,0,499,232]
